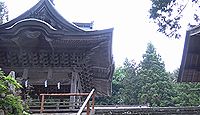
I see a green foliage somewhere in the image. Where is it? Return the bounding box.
[149,0,198,39]
[137,42,175,106]
[170,70,200,106]
[0,72,22,94]
[96,67,125,105]
[0,95,23,115]
[97,42,200,107]
[119,59,139,105]
[0,69,29,115]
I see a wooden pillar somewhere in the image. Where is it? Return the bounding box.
[40,94,45,113]
[86,101,90,115]
[47,68,52,79]
[92,92,95,112]
[77,75,82,107]
[44,69,52,93]
[77,75,82,93]
[22,69,28,79]
[70,72,78,109]
[22,69,28,100]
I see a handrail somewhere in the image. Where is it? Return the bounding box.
[77,89,95,115]
[39,89,95,114]
[39,92,93,113]
[40,93,89,96]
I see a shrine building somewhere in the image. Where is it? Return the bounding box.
[0,0,114,97]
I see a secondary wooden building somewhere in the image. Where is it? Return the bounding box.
[178,25,200,82]
[0,0,114,96]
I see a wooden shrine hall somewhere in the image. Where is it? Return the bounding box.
[0,0,114,98]
[178,25,200,82]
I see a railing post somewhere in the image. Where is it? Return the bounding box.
[92,92,95,112]
[86,101,90,115]
[40,94,45,113]
[77,89,95,115]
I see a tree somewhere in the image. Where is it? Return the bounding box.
[137,42,175,106]
[95,59,138,105]
[149,0,199,39]
[96,43,176,106]
[119,59,139,105]
[96,43,200,107]
[95,66,125,105]
[170,69,200,106]
[0,1,8,24]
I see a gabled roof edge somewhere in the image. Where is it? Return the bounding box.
[178,30,191,82]
[0,0,84,32]
[0,0,43,29]
[42,0,84,32]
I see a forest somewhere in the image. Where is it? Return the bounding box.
[96,42,200,107]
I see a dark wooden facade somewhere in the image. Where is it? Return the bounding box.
[0,0,114,96]
[178,25,200,82]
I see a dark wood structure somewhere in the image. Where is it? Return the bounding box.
[0,0,114,96]
[178,26,200,82]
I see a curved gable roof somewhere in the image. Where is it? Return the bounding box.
[0,0,114,96]
[0,0,84,32]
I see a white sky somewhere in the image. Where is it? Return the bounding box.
[2,0,186,72]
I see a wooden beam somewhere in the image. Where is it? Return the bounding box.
[87,102,90,115]
[40,93,89,96]
[2,67,82,73]
[77,89,95,115]
[39,91,93,114]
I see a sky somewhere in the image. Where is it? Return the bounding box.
[2,0,187,72]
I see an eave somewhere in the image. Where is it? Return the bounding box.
[178,25,200,82]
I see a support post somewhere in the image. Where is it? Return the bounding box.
[40,95,45,113]
[22,69,28,100]
[86,101,90,115]
[22,69,28,79]
[92,92,95,113]
[47,68,52,79]
[77,74,82,107]
[70,72,78,109]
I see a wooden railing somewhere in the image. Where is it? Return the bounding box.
[39,89,95,115]
[77,89,95,115]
